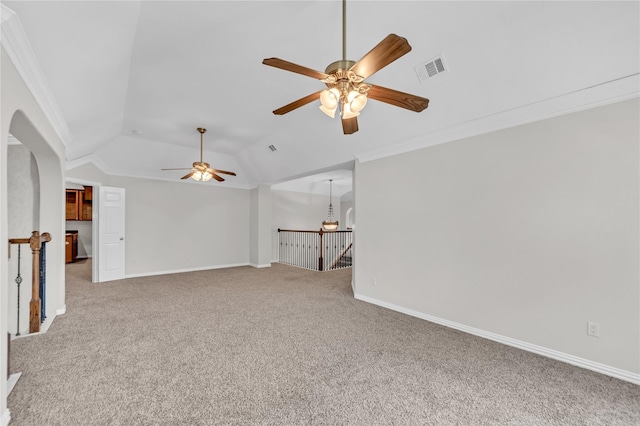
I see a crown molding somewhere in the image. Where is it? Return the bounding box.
[356,74,639,164]
[1,4,72,150]
[65,153,110,174]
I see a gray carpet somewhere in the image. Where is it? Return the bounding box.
[7,260,639,425]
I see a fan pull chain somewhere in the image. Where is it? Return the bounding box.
[15,244,22,336]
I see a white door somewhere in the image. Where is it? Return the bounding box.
[96,186,125,282]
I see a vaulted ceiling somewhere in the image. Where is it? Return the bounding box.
[3,1,638,193]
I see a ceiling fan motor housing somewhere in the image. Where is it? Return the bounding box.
[324,60,356,74]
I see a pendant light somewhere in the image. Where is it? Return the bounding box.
[322,179,339,231]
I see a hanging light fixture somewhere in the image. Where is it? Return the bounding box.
[322,179,339,231]
[318,0,371,121]
[161,128,237,182]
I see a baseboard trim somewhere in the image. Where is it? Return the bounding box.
[125,263,251,279]
[1,408,10,426]
[354,293,640,385]
[250,263,271,269]
[7,372,21,395]
[56,305,67,316]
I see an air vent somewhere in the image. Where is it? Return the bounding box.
[268,145,277,152]
[415,55,447,83]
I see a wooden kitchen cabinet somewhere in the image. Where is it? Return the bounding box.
[65,232,78,263]
[65,188,92,221]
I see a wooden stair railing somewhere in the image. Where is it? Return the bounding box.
[8,231,51,333]
[278,229,352,271]
[329,242,353,270]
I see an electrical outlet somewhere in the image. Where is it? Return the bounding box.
[587,321,600,337]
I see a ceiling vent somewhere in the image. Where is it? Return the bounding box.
[415,55,447,83]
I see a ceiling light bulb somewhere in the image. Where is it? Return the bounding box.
[191,170,202,181]
[320,88,339,109]
[348,91,367,113]
[202,171,213,182]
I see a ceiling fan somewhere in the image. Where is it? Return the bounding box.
[161,128,236,182]
[262,0,429,135]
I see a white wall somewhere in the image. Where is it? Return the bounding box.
[65,221,92,258]
[2,45,67,425]
[340,199,353,229]
[7,145,38,335]
[249,185,271,267]
[354,98,639,380]
[66,163,251,277]
[271,189,341,261]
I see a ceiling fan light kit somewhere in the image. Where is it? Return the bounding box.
[262,0,429,135]
[161,128,237,183]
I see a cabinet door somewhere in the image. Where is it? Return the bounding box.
[65,235,73,263]
[80,191,92,220]
[65,190,79,220]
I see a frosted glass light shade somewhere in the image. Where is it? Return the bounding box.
[322,220,339,231]
[202,171,213,182]
[348,90,367,113]
[341,102,359,119]
[191,170,202,181]
[320,88,340,109]
[319,104,337,118]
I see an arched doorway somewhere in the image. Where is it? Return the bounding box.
[1,48,67,423]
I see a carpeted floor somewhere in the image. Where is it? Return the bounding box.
[7,260,640,425]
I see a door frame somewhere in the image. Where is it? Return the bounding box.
[64,178,101,282]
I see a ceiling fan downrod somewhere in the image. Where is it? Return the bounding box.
[197,127,206,163]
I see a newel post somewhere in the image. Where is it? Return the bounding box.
[28,231,51,333]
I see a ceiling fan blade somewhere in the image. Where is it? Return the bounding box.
[349,34,412,79]
[273,91,323,115]
[181,172,195,180]
[368,84,429,112]
[210,172,224,182]
[342,117,359,135]
[212,169,236,176]
[262,58,329,80]
[161,167,192,171]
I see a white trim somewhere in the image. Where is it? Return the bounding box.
[65,177,102,187]
[124,263,251,279]
[11,314,57,339]
[356,75,639,164]
[7,134,20,146]
[56,305,66,316]
[7,372,21,395]
[1,408,10,426]
[354,293,640,385]
[250,263,272,269]
[65,154,110,174]
[0,4,72,150]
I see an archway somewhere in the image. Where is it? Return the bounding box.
[1,47,67,424]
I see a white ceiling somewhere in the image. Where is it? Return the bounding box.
[3,1,638,192]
